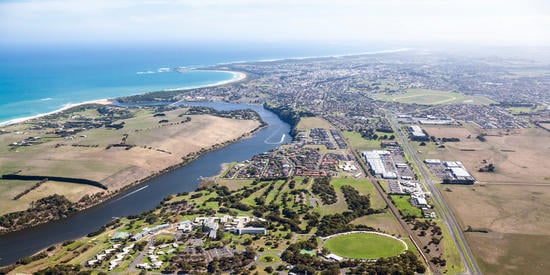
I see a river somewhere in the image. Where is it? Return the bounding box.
[0,101,291,266]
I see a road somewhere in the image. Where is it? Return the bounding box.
[348,140,436,274]
[387,114,481,275]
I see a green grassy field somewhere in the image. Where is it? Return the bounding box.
[324,232,406,259]
[331,178,386,209]
[8,174,428,274]
[259,253,280,264]
[342,131,381,151]
[438,220,466,274]
[390,195,422,218]
[506,105,545,114]
[351,212,406,236]
[373,89,495,105]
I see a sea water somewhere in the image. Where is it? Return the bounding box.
[0,46,234,124]
[0,43,391,124]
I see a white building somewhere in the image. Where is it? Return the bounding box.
[234,227,267,235]
[408,125,428,141]
[361,150,390,176]
[424,159,441,164]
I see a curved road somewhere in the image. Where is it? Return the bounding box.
[387,113,481,275]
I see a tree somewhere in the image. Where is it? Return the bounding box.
[321,265,341,275]
[208,259,220,273]
[264,256,274,262]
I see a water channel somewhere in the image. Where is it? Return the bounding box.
[0,101,291,266]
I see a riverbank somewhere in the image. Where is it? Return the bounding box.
[0,101,291,267]
[0,104,262,231]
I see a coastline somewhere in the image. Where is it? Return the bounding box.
[167,70,247,91]
[210,48,411,66]
[0,47,407,128]
[0,47,406,231]
[0,99,113,127]
[233,48,410,64]
[0,70,247,127]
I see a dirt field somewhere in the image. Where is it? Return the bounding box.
[0,107,260,215]
[441,185,550,274]
[423,126,473,140]
[421,125,550,274]
[442,184,550,235]
[467,233,550,275]
[295,117,335,130]
[422,126,550,184]
[538,122,550,131]
[0,180,37,214]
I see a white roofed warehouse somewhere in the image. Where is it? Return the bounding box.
[408,125,429,141]
[442,161,475,184]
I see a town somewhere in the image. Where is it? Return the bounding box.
[2,50,549,275]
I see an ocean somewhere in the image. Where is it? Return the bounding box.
[0,43,391,124]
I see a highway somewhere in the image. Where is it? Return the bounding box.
[387,113,482,275]
[349,148,436,274]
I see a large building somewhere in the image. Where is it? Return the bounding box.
[131,223,169,241]
[442,161,475,184]
[408,125,429,141]
[234,227,267,235]
[424,159,442,165]
[361,150,390,176]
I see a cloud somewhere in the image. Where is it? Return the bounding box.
[0,0,549,45]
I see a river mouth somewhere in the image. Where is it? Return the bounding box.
[0,101,291,266]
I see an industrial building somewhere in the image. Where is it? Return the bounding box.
[361,150,390,177]
[408,125,429,141]
[443,161,475,184]
[424,159,442,165]
[425,159,476,184]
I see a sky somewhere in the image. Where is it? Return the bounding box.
[0,0,549,46]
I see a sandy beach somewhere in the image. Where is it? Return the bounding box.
[0,70,246,128]
[164,70,246,91]
[0,99,113,127]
